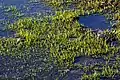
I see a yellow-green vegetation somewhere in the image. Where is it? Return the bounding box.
[81,72,100,80]
[0,0,120,79]
[81,65,119,80]
[5,9,118,69]
[44,0,119,12]
[44,0,120,21]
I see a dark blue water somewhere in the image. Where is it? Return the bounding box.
[0,1,57,79]
[79,14,112,30]
[0,0,53,37]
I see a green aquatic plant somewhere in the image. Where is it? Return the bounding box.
[6,9,119,69]
[114,22,120,43]
[0,38,25,57]
[0,0,119,79]
[81,72,100,80]
[4,5,18,13]
[102,66,119,78]
[44,0,120,21]
[4,5,22,18]
[0,0,118,74]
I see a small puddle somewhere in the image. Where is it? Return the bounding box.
[78,13,120,47]
[78,14,112,31]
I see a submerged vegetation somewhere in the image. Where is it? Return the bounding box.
[0,0,120,79]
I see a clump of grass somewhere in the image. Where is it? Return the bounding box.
[102,66,119,78]
[81,72,100,80]
[0,0,119,79]
[0,38,27,58]
[81,65,119,80]
[115,23,120,36]
[6,9,119,69]
[1,0,118,71]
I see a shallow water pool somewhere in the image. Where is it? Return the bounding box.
[79,14,112,31]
